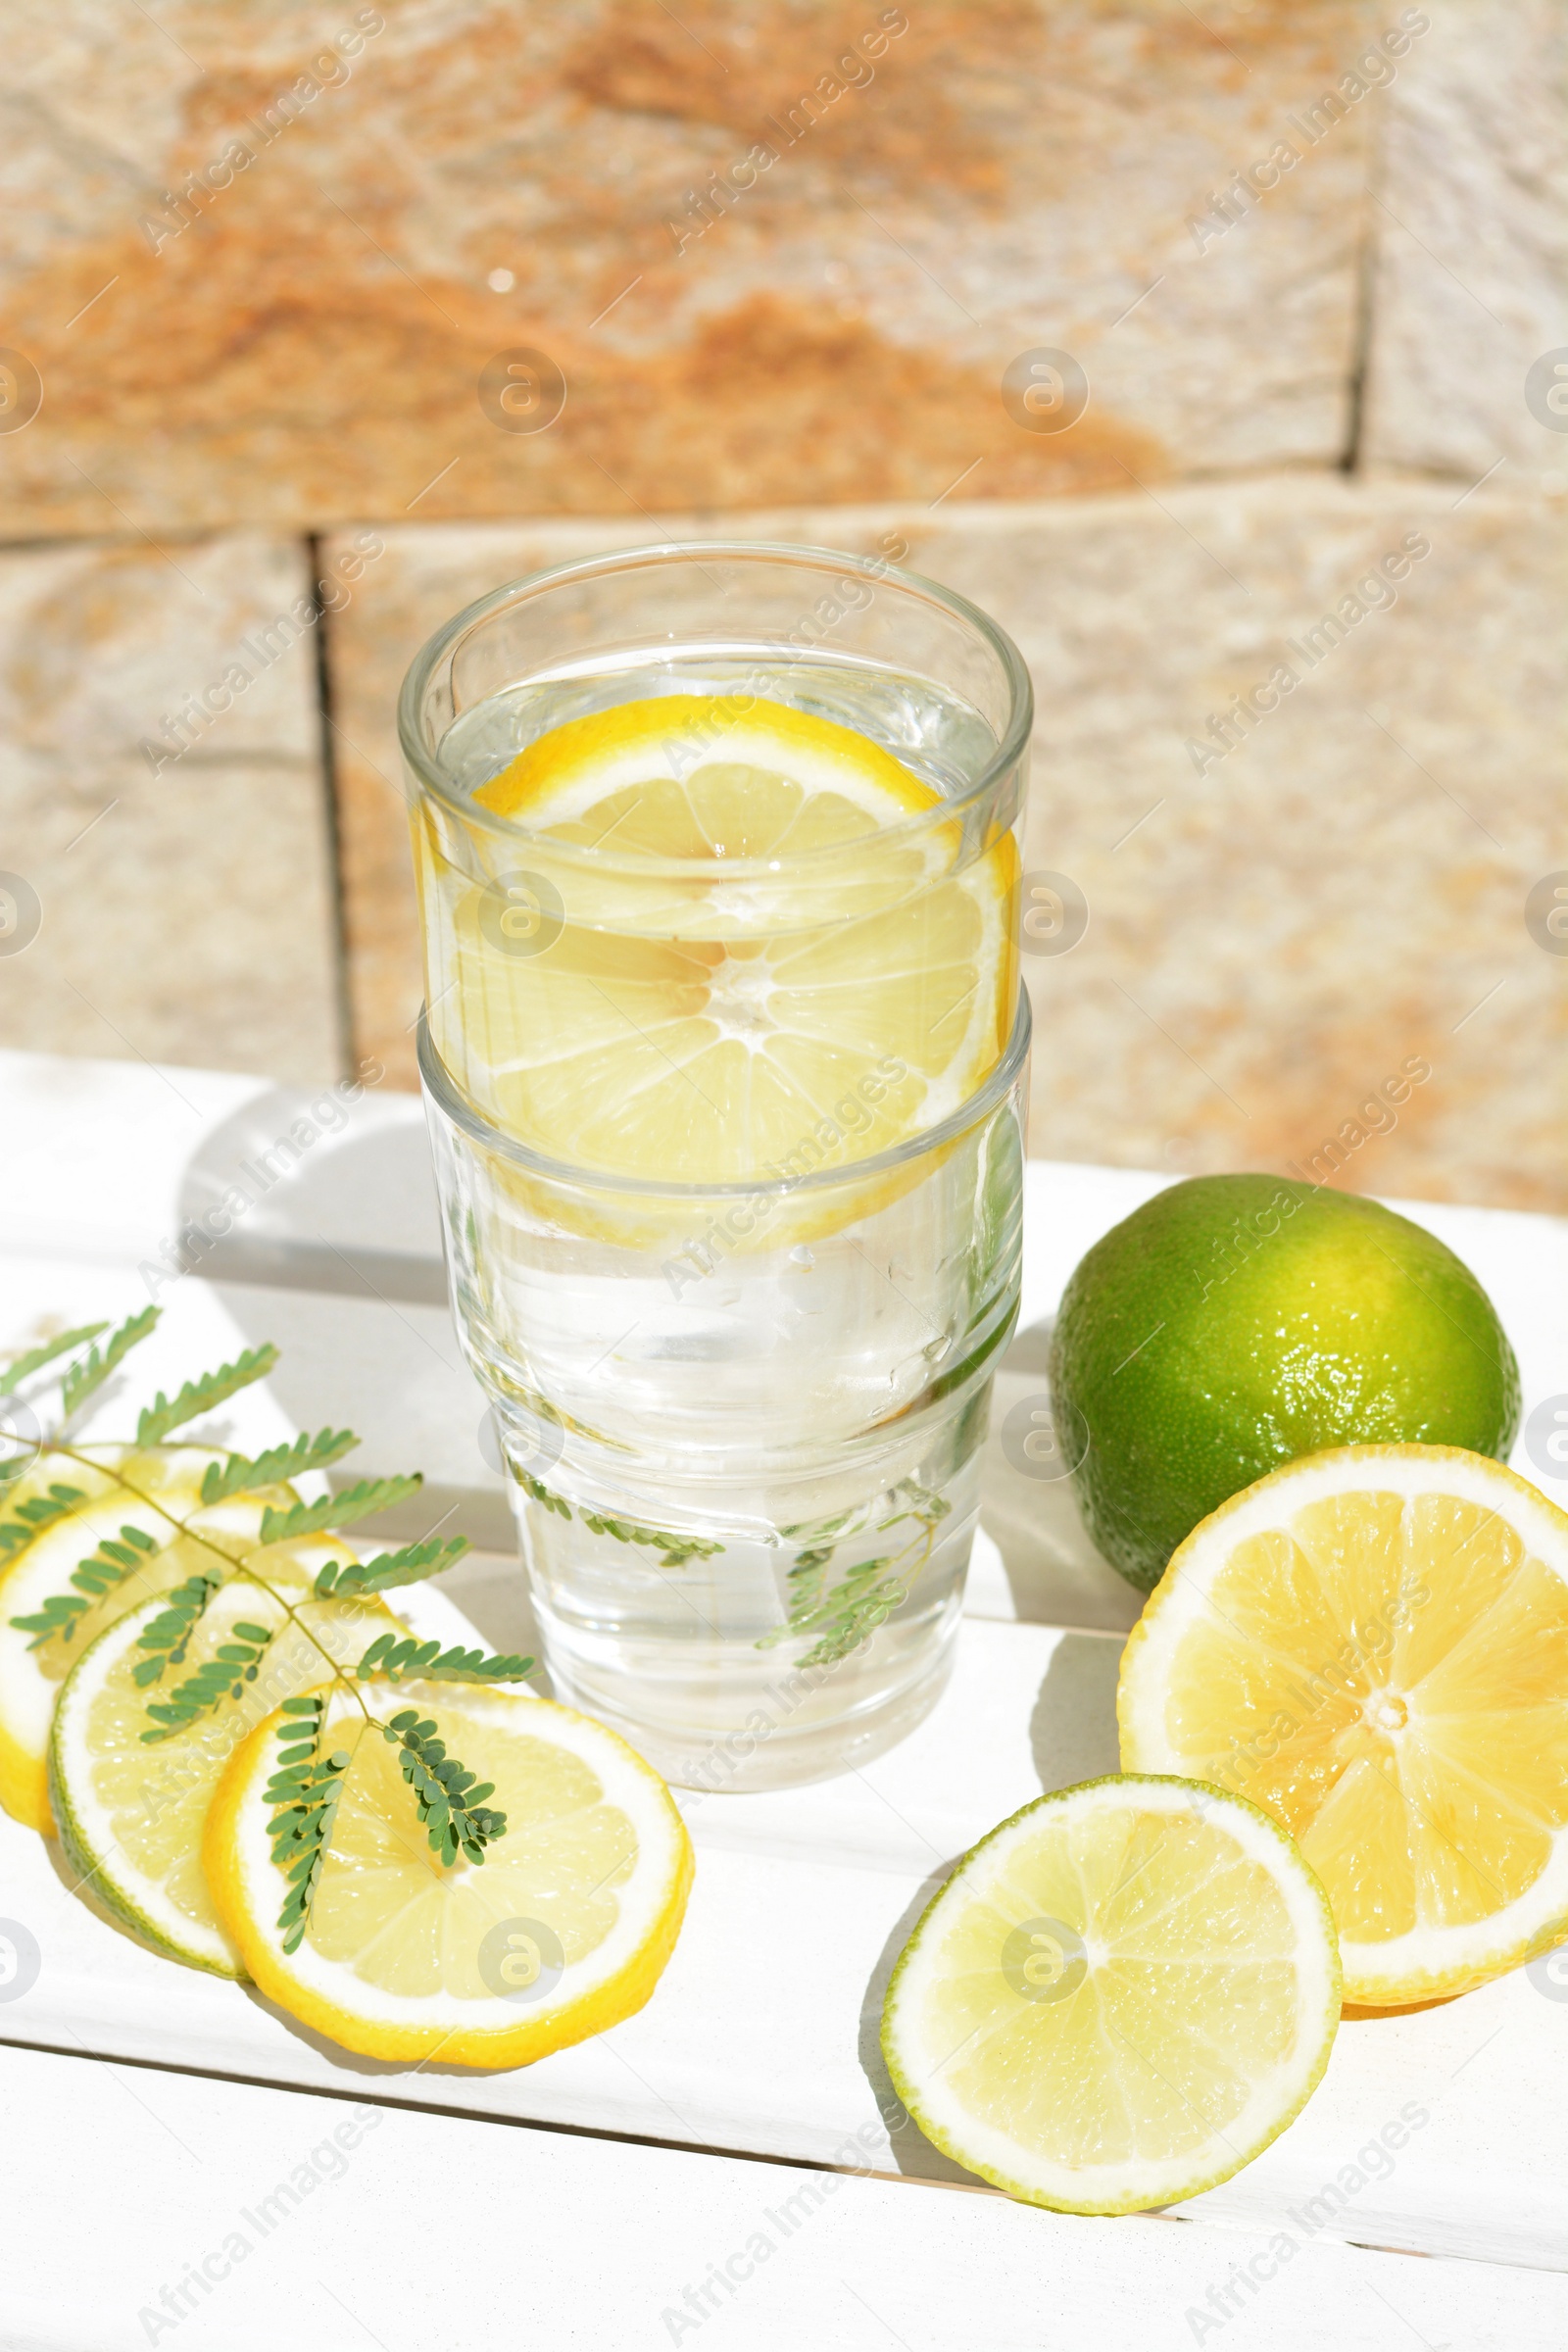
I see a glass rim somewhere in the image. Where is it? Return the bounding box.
[417,986,1031,1201]
[396,537,1035,877]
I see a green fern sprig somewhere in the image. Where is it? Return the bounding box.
[356,1630,532,1685]
[0,1483,87,1565]
[314,1534,468,1598]
[142,1618,273,1741]
[136,1347,279,1446]
[264,1695,350,1954]
[578,1506,723,1569]
[0,1307,531,1949]
[129,1573,220,1687]
[758,1476,952,1668]
[10,1523,158,1649]
[384,1708,507,1866]
[200,1428,360,1507]
[258,1475,422,1547]
[60,1307,161,1423]
[0,1325,109,1398]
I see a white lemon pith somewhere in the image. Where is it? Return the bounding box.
[1117,1446,1568,2008]
[420,695,1018,1185]
[0,1447,343,1835]
[881,1775,1339,2214]
[49,1575,400,1977]
[205,1678,694,2064]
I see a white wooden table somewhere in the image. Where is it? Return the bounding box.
[2,1046,1566,2351]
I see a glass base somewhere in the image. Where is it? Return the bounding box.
[535,1588,963,1793]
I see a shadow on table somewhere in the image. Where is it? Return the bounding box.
[1029,1630,1123,1792]
[855,1630,1128,2182]
[236,1981,542,2082]
[979,1319,1144,1637]
[857,1860,987,2186]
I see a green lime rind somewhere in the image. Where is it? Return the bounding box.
[48,1592,249,1978]
[1049,1174,1521,1591]
[880,1772,1342,2218]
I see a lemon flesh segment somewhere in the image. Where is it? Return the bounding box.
[49,1577,400,1977]
[881,1775,1339,2215]
[1117,1445,1568,2007]
[205,1678,694,2065]
[0,1447,341,1835]
[421,695,1018,1185]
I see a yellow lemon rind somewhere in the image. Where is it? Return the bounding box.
[48,1576,399,1977]
[0,1447,331,1836]
[1117,1444,1568,2009]
[204,1679,695,2068]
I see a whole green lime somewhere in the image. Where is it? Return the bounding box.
[1049,1174,1521,1592]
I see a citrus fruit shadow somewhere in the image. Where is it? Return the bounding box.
[858,1854,987,2187]
[233,1978,530,2081]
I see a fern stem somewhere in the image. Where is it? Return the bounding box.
[50,1444,377,1727]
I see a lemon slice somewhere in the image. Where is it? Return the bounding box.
[205,1678,693,2064]
[49,1576,400,1976]
[419,694,1018,1186]
[881,1775,1339,2214]
[1118,1445,1568,2008]
[0,1446,349,1835]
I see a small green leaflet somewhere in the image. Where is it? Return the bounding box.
[385,1708,508,1867]
[759,1478,949,1666]
[264,1694,349,1952]
[578,1506,722,1568]
[10,1522,158,1649]
[200,1428,360,1507]
[515,1469,571,1519]
[142,1617,273,1741]
[135,1346,279,1446]
[131,1574,220,1687]
[355,1631,533,1686]
[258,1475,422,1547]
[8,1593,89,1648]
[61,1307,161,1423]
[0,1483,85,1565]
[314,1534,468,1598]
[756,1546,904,1664]
[0,1324,108,1398]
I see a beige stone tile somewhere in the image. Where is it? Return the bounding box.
[0,533,343,1084]
[325,475,1565,1209]
[1362,0,1568,482]
[0,1,1377,534]
[905,478,1565,1213]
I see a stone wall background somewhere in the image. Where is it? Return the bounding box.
[1,1,1563,1206]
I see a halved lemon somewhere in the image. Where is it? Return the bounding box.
[49,1575,400,1976]
[417,694,1018,1187]
[1118,1446,1568,2007]
[881,1775,1339,2214]
[206,1678,693,2064]
[0,1446,352,1835]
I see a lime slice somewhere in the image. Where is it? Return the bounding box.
[49,1576,400,1976]
[0,1446,349,1835]
[205,1677,693,2064]
[1118,1445,1568,2006]
[419,694,1018,1186]
[881,1775,1340,2214]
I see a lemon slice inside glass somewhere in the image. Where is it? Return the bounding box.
[418,694,1018,1186]
[0,1446,346,1835]
[1118,1445,1568,2007]
[49,1576,400,1976]
[881,1775,1339,2214]
[205,1678,693,2064]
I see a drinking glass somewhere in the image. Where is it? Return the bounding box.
[400,541,1032,1787]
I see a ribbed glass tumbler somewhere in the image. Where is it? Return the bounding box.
[400,540,1032,1788]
